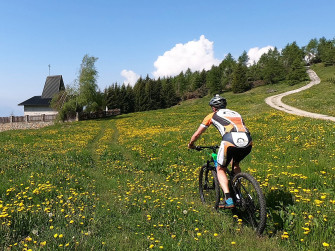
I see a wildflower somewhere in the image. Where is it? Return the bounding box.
[40,241,46,246]
[281,232,289,239]
[214,233,218,237]
[231,242,236,245]
[323,242,329,247]
[149,244,154,249]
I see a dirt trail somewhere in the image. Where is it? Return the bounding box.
[265,69,335,122]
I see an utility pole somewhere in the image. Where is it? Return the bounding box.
[48,64,51,76]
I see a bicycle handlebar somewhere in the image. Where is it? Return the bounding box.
[195,145,219,151]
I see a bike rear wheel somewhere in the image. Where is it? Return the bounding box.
[232,172,266,235]
[199,164,221,210]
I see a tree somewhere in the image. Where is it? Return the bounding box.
[231,63,250,93]
[206,66,221,94]
[219,53,236,90]
[51,54,102,120]
[258,48,285,84]
[238,50,249,66]
[77,54,102,112]
[304,38,319,64]
[318,37,335,66]
[287,58,308,85]
[133,77,147,111]
[281,41,305,70]
[162,78,179,108]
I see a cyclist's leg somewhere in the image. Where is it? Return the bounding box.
[217,141,235,208]
[217,141,234,194]
[232,144,252,175]
[232,161,241,175]
[217,164,229,194]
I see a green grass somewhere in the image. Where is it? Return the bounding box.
[282,64,335,116]
[0,65,335,250]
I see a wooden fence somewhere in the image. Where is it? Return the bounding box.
[0,109,121,124]
[0,114,57,124]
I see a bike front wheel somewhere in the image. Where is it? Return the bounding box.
[232,172,266,235]
[199,164,221,210]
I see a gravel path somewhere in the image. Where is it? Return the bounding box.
[265,69,335,122]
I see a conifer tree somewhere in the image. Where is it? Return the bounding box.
[206,66,221,94]
[231,62,249,93]
[133,77,146,111]
[287,58,308,85]
[219,53,236,90]
[162,78,179,108]
[258,48,285,84]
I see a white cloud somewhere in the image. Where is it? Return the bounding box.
[247,46,275,66]
[121,69,140,86]
[152,35,220,79]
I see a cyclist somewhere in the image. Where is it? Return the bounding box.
[188,94,252,209]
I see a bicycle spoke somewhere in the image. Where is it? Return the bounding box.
[232,173,266,235]
[199,165,221,210]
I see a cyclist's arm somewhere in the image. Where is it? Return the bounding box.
[188,125,207,149]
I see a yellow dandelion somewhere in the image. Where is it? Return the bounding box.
[323,242,329,247]
[231,241,236,245]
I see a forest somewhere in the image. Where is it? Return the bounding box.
[52,37,335,119]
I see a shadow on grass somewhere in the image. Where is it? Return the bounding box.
[265,189,295,234]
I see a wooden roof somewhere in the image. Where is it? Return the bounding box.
[41,75,65,98]
[18,96,51,106]
[18,75,65,106]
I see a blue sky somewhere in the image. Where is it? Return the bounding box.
[0,0,334,116]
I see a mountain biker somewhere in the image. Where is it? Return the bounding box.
[188,94,252,209]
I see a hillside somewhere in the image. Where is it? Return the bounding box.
[283,64,335,117]
[0,66,334,250]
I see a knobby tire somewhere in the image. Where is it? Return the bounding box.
[232,172,267,235]
[199,165,221,210]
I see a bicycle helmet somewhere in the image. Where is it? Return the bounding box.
[209,94,227,109]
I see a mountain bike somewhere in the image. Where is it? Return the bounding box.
[195,145,266,235]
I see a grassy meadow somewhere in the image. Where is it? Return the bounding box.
[1,65,335,250]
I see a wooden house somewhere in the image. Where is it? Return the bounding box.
[18,75,65,116]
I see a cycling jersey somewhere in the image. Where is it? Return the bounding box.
[201,109,252,167]
[201,109,249,135]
